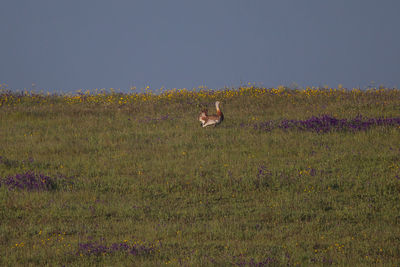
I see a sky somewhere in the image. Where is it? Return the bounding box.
[1,0,400,93]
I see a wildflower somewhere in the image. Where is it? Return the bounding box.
[1,171,74,191]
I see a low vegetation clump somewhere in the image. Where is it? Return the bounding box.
[252,114,400,133]
[1,84,400,265]
[1,171,73,192]
[77,239,156,257]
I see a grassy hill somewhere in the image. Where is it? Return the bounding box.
[1,86,400,265]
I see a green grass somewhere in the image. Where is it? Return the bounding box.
[1,88,400,265]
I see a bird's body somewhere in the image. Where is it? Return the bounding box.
[198,110,208,126]
[198,101,224,127]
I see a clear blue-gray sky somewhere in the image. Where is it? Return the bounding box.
[1,0,399,93]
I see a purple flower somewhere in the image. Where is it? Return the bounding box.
[1,171,74,191]
[236,257,277,266]
[252,115,400,133]
[254,164,272,189]
[2,171,54,191]
[77,240,155,256]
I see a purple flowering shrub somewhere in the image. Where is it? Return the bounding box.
[77,241,155,256]
[253,115,400,133]
[0,171,74,191]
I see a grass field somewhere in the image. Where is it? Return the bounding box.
[1,86,400,266]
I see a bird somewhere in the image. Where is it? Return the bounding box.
[198,109,208,126]
[198,101,224,127]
